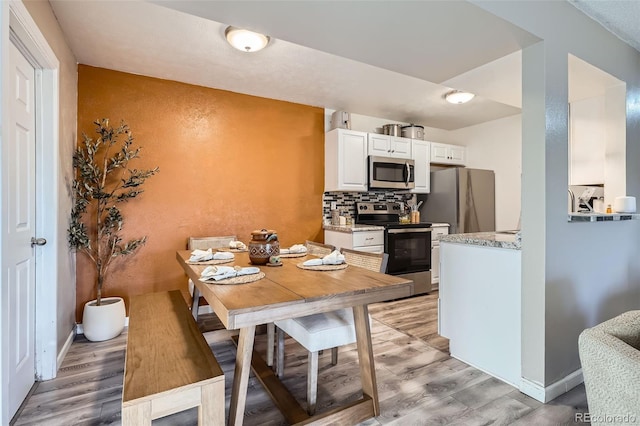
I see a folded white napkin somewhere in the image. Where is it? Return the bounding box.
[200,265,260,281]
[289,244,307,254]
[229,240,247,250]
[213,251,234,260]
[302,249,345,266]
[302,258,323,266]
[190,248,213,262]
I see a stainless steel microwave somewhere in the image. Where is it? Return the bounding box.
[369,156,415,190]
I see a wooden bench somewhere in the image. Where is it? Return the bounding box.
[122,290,225,425]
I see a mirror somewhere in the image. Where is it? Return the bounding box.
[568,54,626,215]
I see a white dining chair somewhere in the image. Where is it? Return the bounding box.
[272,248,388,415]
[188,235,237,320]
[266,240,335,368]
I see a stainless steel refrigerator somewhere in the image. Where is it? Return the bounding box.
[419,168,495,234]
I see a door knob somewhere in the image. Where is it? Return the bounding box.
[31,237,47,246]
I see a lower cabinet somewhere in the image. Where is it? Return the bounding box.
[324,229,384,254]
[431,224,450,287]
[432,244,440,285]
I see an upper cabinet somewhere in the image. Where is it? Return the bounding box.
[325,129,368,192]
[368,134,412,159]
[411,140,430,194]
[430,142,466,166]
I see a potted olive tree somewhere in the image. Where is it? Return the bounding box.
[68,119,158,341]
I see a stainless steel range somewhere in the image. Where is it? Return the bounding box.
[356,202,432,295]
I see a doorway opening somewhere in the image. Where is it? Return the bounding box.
[2,2,61,424]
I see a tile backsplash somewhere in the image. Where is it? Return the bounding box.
[323,191,414,222]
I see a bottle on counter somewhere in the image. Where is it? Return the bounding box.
[606,204,612,214]
[331,209,340,225]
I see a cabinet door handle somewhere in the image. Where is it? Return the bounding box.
[365,237,374,241]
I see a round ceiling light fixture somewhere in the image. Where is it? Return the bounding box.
[225,26,270,52]
[444,90,475,104]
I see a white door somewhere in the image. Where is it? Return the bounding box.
[8,40,37,419]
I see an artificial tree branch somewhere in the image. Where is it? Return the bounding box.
[68,119,158,306]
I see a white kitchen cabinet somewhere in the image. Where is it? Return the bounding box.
[368,134,412,159]
[430,142,466,166]
[324,229,384,254]
[411,140,430,193]
[325,129,368,192]
[430,224,449,287]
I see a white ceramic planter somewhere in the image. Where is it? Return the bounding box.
[82,297,126,342]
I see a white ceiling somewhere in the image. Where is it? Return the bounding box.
[569,0,640,53]
[48,1,640,131]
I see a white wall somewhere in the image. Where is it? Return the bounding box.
[569,96,606,185]
[476,0,640,392]
[324,109,451,141]
[448,115,522,231]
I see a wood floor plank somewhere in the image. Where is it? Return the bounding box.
[450,376,517,410]
[470,394,535,426]
[12,293,587,426]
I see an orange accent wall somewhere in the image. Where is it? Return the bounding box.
[76,65,325,321]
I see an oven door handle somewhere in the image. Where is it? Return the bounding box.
[388,227,433,234]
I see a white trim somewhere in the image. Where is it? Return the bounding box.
[8,1,57,66]
[519,377,546,402]
[33,64,60,382]
[1,1,60,423]
[76,317,130,336]
[56,329,75,369]
[520,369,584,403]
[1,3,10,424]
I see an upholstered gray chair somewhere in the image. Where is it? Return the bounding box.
[578,310,640,425]
[273,248,387,415]
[187,235,236,320]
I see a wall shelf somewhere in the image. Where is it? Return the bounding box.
[568,213,640,222]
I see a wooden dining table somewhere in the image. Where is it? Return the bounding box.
[176,250,413,425]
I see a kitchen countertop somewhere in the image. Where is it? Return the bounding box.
[323,223,385,233]
[440,231,522,250]
[325,222,449,233]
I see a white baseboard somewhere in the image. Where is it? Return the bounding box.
[76,316,129,335]
[520,369,583,403]
[57,328,76,370]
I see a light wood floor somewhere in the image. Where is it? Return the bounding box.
[12,292,589,425]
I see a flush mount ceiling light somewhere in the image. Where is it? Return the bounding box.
[225,26,270,52]
[444,90,475,104]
